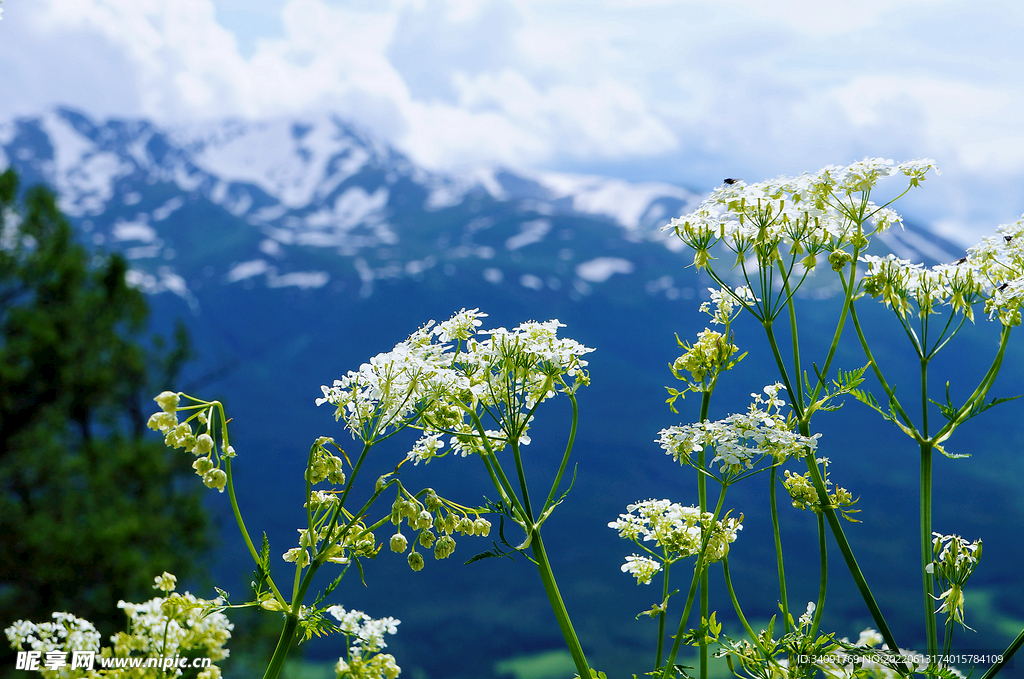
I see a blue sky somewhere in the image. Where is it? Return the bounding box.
[2,0,1023,243]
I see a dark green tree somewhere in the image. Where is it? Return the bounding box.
[0,168,210,663]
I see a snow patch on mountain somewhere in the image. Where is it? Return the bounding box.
[506,219,551,250]
[532,171,696,231]
[172,117,379,209]
[576,257,635,283]
[39,112,134,217]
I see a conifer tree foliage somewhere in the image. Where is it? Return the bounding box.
[0,169,210,659]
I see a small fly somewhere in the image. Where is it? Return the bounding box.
[723,178,743,185]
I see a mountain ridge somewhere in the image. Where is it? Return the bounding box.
[0,108,966,312]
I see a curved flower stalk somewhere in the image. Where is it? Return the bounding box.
[5,573,232,679]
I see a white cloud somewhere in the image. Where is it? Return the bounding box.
[3,0,1024,240]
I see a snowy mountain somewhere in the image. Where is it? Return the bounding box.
[0,108,964,314]
[0,109,712,308]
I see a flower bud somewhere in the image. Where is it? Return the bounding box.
[192,458,214,475]
[326,456,346,485]
[203,469,227,492]
[416,510,433,530]
[148,411,177,433]
[153,572,177,593]
[260,597,284,612]
[418,530,435,548]
[195,433,214,456]
[828,248,854,272]
[154,391,180,413]
[423,490,441,512]
[473,518,491,537]
[282,547,310,568]
[408,551,424,572]
[390,533,408,553]
[434,535,456,560]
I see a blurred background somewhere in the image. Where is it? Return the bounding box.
[1,2,1023,678]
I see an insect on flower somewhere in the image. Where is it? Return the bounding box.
[955,257,967,265]
[722,178,742,185]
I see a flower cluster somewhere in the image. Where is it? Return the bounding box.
[700,286,759,325]
[659,385,820,476]
[859,216,1024,327]
[927,533,982,629]
[782,466,859,522]
[668,159,938,272]
[388,489,490,571]
[670,329,739,391]
[609,499,743,582]
[316,309,594,459]
[5,573,232,679]
[860,254,983,322]
[147,393,232,492]
[326,607,401,679]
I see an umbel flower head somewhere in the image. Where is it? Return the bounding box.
[327,606,402,679]
[667,158,938,273]
[659,384,820,478]
[609,499,743,583]
[316,309,594,458]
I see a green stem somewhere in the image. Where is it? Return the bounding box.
[800,436,906,673]
[541,391,579,517]
[722,557,774,661]
[698,391,711,679]
[656,563,670,670]
[920,352,939,658]
[763,322,803,420]
[530,529,591,678]
[769,468,790,633]
[810,511,826,638]
[662,487,729,678]
[262,613,299,679]
[921,440,937,657]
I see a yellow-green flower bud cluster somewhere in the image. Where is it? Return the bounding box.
[307,439,347,486]
[388,491,490,570]
[782,468,859,522]
[671,328,739,389]
[148,393,231,493]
